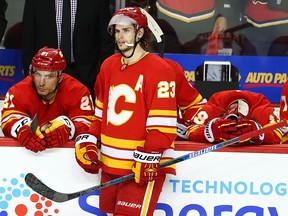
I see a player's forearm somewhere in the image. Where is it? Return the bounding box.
[73,121,91,138]
[87,119,101,140]
[144,129,176,153]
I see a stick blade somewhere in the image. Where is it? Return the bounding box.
[30,115,38,134]
[25,173,69,202]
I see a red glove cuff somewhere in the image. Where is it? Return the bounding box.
[133,147,162,163]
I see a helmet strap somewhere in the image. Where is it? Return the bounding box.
[58,71,63,83]
[118,34,140,59]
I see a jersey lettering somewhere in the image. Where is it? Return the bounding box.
[158,81,176,98]
[193,110,209,125]
[3,92,15,109]
[134,74,143,92]
[80,95,93,111]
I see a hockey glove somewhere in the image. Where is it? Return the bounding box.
[177,123,188,140]
[230,119,264,144]
[13,117,47,153]
[132,147,162,185]
[204,117,238,143]
[42,116,75,148]
[75,133,100,174]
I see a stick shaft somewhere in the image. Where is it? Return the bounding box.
[25,121,286,202]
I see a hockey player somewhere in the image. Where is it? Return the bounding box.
[1,47,95,153]
[74,6,177,216]
[181,90,283,144]
[164,58,204,113]
[163,58,205,137]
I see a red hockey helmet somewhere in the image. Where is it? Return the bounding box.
[107,6,148,35]
[223,99,249,120]
[30,46,66,77]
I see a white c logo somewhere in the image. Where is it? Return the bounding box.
[107,85,136,125]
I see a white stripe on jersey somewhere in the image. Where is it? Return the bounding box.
[101,144,175,160]
[146,117,176,127]
[95,107,103,118]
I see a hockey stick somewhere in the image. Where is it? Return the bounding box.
[30,115,38,134]
[25,121,286,203]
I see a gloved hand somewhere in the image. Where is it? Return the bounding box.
[177,123,188,140]
[132,147,162,185]
[204,117,238,143]
[42,116,75,148]
[230,119,264,144]
[75,133,100,174]
[12,117,46,153]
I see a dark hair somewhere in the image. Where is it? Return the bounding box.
[140,27,150,50]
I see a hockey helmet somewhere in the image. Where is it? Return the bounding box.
[107,6,148,35]
[223,99,249,120]
[30,46,66,77]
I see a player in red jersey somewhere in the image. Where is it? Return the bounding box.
[1,47,95,153]
[164,58,204,114]
[74,6,177,216]
[163,58,206,140]
[180,90,283,144]
[280,80,288,143]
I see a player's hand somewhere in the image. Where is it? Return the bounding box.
[204,117,238,142]
[12,117,46,153]
[177,123,188,140]
[75,133,100,174]
[42,116,75,148]
[132,147,162,185]
[230,119,264,144]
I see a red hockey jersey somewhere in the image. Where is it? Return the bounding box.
[280,80,288,143]
[156,0,215,23]
[185,90,282,144]
[1,74,95,138]
[244,0,288,27]
[90,53,177,175]
[164,58,203,114]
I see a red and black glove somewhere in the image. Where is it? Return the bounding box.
[75,133,101,174]
[204,117,238,142]
[230,119,264,144]
[132,147,162,185]
[42,116,75,148]
[205,117,264,144]
[12,117,47,153]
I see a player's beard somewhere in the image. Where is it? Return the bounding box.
[121,45,134,55]
[117,38,134,51]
